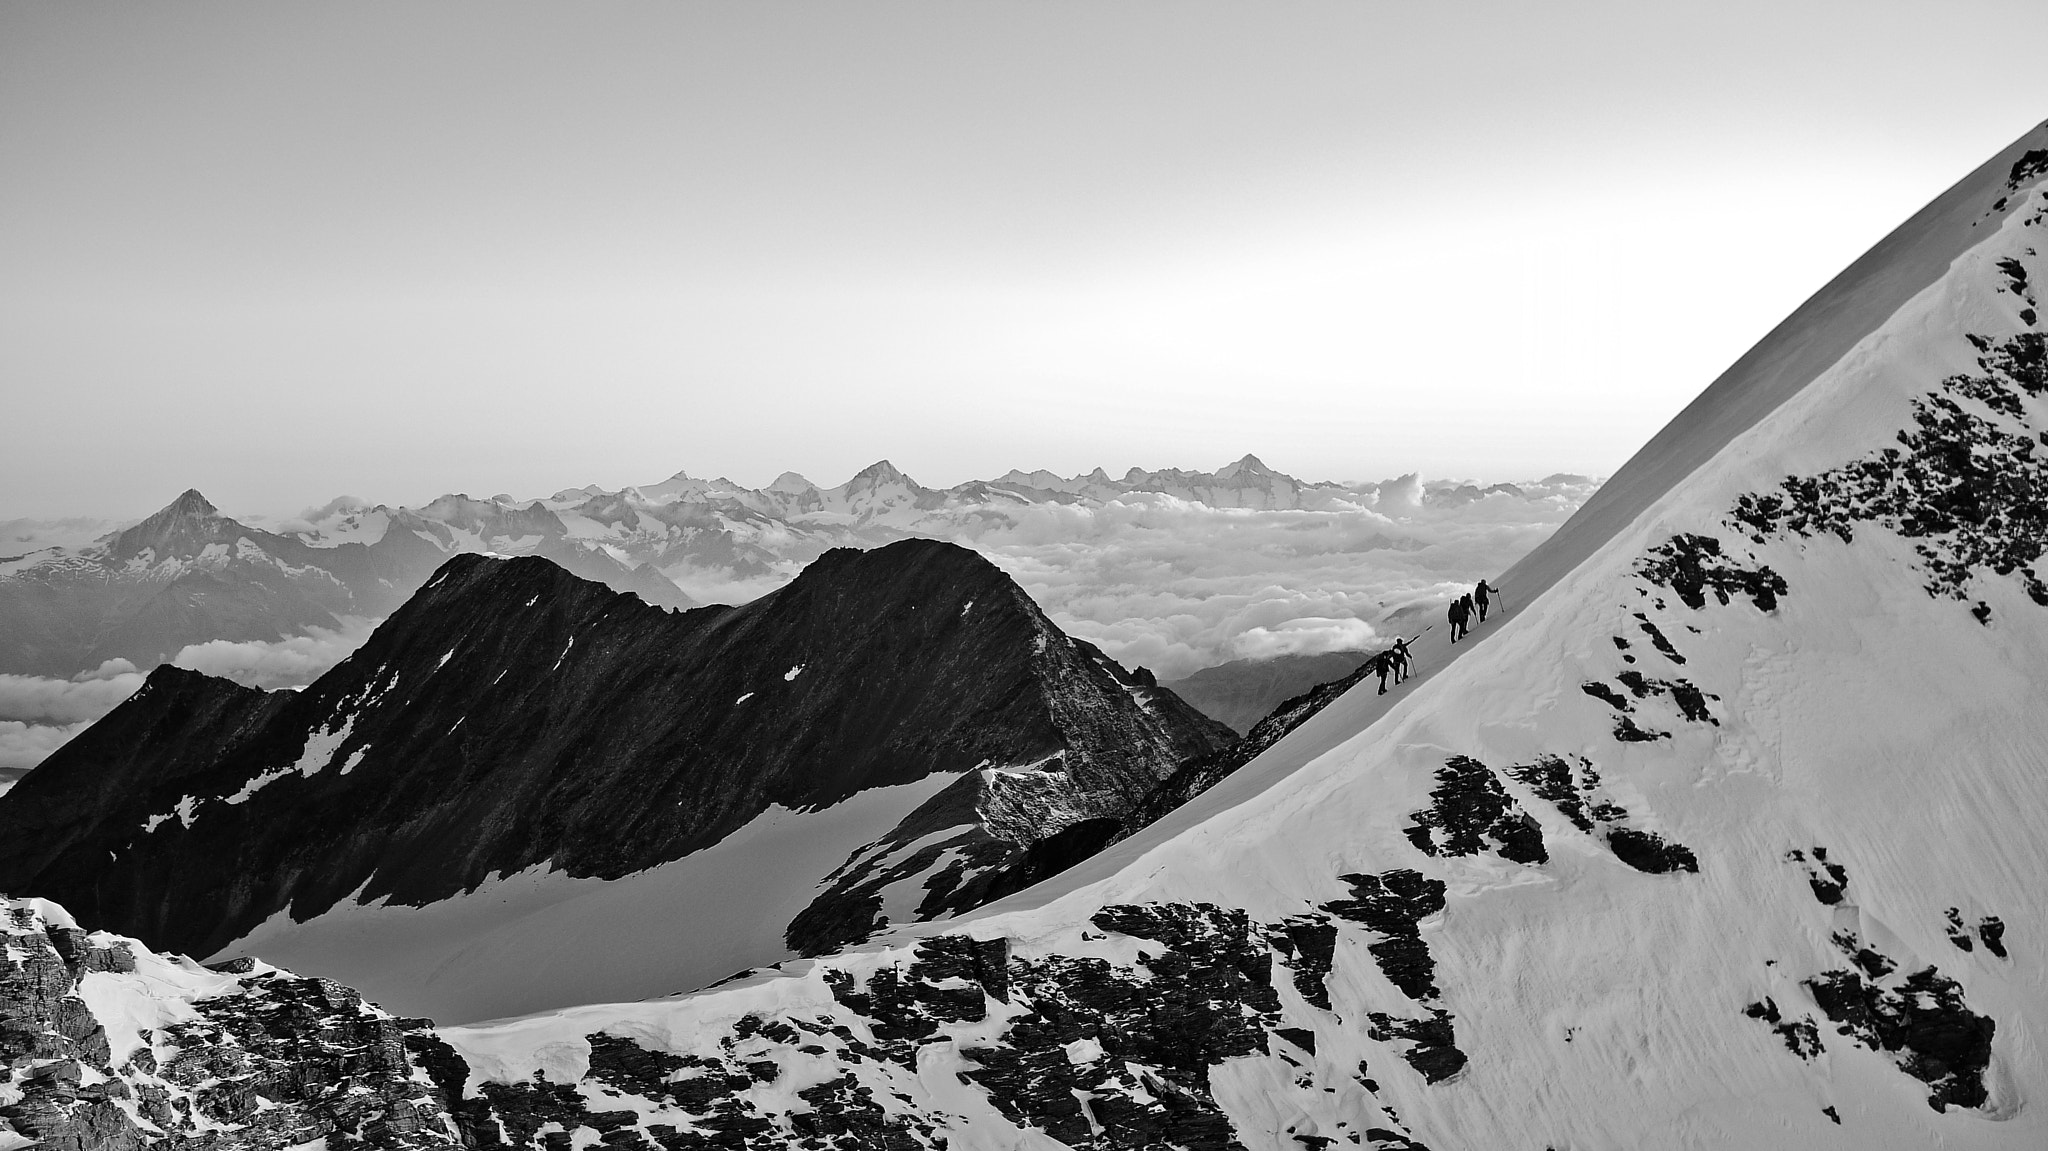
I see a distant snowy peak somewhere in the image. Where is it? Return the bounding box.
[0,490,363,676]
[0,482,696,676]
[1209,452,1272,480]
[103,487,241,561]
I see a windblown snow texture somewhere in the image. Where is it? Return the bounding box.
[0,539,1229,1020]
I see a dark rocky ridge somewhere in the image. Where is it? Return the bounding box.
[957,641,1390,905]
[0,539,1231,961]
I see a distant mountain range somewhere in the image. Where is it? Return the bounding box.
[0,488,688,678]
[0,456,1593,680]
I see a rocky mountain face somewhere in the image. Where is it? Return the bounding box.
[5,121,2023,1149]
[0,895,465,1150]
[0,538,1232,1023]
[0,488,691,679]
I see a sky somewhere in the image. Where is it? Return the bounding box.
[4,1,2045,520]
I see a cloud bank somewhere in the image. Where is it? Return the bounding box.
[0,619,377,783]
[172,617,378,689]
[961,477,1595,680]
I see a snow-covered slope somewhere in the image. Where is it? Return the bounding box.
[363,125,2048,1148]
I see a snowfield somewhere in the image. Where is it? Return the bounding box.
[220,775,958,1024]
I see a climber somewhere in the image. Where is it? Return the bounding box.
[1475,579,1493,623]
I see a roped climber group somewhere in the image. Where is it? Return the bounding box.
[1449,578,1494,643]
[1371,578,1499,696]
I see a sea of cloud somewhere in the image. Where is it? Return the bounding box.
[171,617,379,689]
[962,477,1594,680]
[0,619,378,788]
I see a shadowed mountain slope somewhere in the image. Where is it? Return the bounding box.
[0,539,1230,1020]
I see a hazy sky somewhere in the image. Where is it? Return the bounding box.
[4,1,2044,519]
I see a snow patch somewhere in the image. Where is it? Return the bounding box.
[140,794,202,833]
[214,773,959,1024]
[224,715,358,805]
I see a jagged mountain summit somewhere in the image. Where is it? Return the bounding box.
[79,122,2038,1149]
[0,539,1231,1024]
[0,487,692,678]
[0,489,356,678]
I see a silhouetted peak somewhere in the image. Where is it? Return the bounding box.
[411,552,609,608]
[168,489,217,516]
[795,538,1005,592]
[109,489,237,559]
[846,459,910,486]
[1214,454,1275,480]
